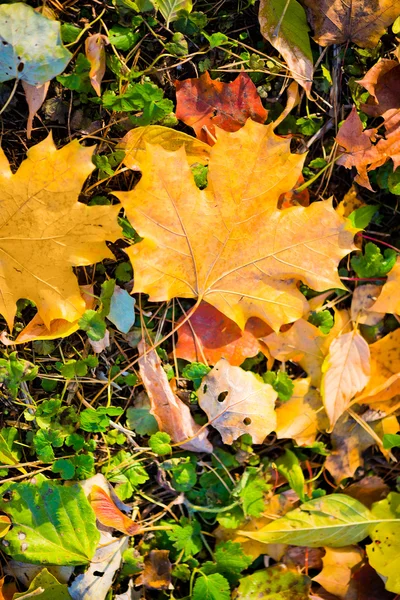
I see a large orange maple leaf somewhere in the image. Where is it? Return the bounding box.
[0,135,121,329]
[115,120,357,330]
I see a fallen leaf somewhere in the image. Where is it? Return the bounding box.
[352,562,394,600]
[236,564,311,599]
[345,476,389,508]
[5,563,73,588]
[304,0,399,47]
[355,328,400,407]
[275,377,327,445]
[69,532,128,600]
[321,331,371,430]
[175,72,268,143]
[135,550,172,589]
[283,546,325,570]
[12,286,95,344]
[351,284,385,326]
[278,175,310,209]
[138,340,212,453]
[0,134,120,330]
[325,412,399,483]
[336,186,366,218]
[174,301,272,366]
[89,330,111,354]
[107,285,136,334]
[119,125,210,171]
[357,59,400,117]
[85,34,108,96]
[13,569,71,599]
[370,256,400,315]
[313,547,364,600]
[153,0,192,26]
[259,0,313,95]
[0,3,71,86]
[89,485,141,536]
[0,577,16,600]
[197,358,277,444]
[115,119,356,332]
[22,81,50,139]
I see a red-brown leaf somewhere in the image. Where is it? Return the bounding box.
[175,72,268,144]
[90,485,141,536]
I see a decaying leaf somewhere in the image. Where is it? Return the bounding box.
[175,72,268,144]
[115,120,356,332]
[345,476,389,508]
[313,546,364,600]
[325,412,399,483]
[135,550,172,590]
[197,358,277,444]
[304,0,399,47]
[22,81,50,139]
[138,340,212,453]
[89,485,141,536]
[0,2,71,86]
[275,377,327,445]
[321,331,371,430]
[85,33,108,97]
[357,59,400,118]
[259,0,313,95]
[370,256,400,315]
[351,284,385,326]
[0,135,120,330]
[236,564,311,599]
[353,562,394,600]
[336,186,366,218]
[174,301,272,366]
[119,125,210,171]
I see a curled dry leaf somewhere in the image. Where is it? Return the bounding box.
[0,134,120,330]
[304,0,400,47]
[22,80,50,139]
[345,476,389,508]
[197,358,277,444]
[313,546,364,600]
[89,485,141,536]
[138,340,212,453]
[119,125,210,171]
[321,331,371,430]
[115,119,356,332]
[259,0,313,96]
[175,72,268,144]
[358,59,400,118]
[370,256,400,315]
[174,301,273,367]
[85,33,108,97]
[351,284,384,326]
[275,377,327,445]
[135,550,172,590]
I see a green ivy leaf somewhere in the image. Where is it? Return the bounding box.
[52,458,75,480]
[80,406,123,433]
[126,403,158,436]
[351,242,397,278]
[308,309,334,334]
[192,573,230,600]
[33,429,64,462]
[78,310,106,341]
[57,53,92,94]
[149,432,172,455]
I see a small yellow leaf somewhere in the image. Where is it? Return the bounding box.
[0,515,11,538]
[370,256,400,316]
[313,546,363,599]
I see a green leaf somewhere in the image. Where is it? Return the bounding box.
[348,204,378,229]
[72,454,95,479]
[80,406,123,433]
[203,32,229,48]
[115,261,133,283]
[167,517,202,558]
[201,541,253,585]
[275,449,305,502]
[33,429,64,462]
[13,568,71,599]
[0,428,22,470]
[149,432,172,455]
[192,164,209,189]
[308,309,334,334]
[182,362,211,390]
[236,564,311,599]
[238,494,374,547]
[163,457,197,491]
[165,32,189,56]
[126,404,158,436]
[236,468,270,517]
[60,23,82,43]
[57,53,92,94]
[0,477,100,565]
[192,573,230,600]
[153,0,193,26]
[383,433,400,449]
[351,242,397,278]
[109,25,141,51]
[262,371,294,401]
[78,309,106,341]
[0,3,72,86]
[52,458,75,480]
[104,450,149,500]
[173,10,208,35]
[367,492,400,594]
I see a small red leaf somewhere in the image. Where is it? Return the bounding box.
[90,485,140,536]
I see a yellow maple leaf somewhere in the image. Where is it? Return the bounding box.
[115,120,357,331]
[0,135,120,330]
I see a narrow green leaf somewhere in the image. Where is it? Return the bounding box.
[348,204,378,229]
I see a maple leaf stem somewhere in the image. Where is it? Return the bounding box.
[361,234,400,253]
[294,153,343,193]
[340,276,387,281]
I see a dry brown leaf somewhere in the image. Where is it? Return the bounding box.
[357,59,400,117]
[118,125,210,171]
[85,33,108,96]
[135,551,172,590]
[197,358,277,444]
[325,412,399,483]
[0,135,120,330]
[345,476,389,508]
[351,284,385,326]
[275,377,327,445]
[283,546,325,570]
[114,119,356,332]
[138,340,212,453]
[321,331,371,430]
[22,81,50,139]
[313,547,364,600]
[304,0,400,47]
[370,256,400,315]
[355,328,400,407]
